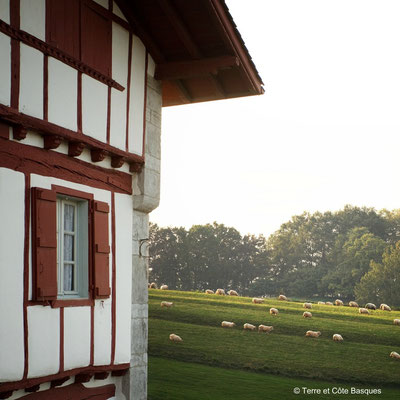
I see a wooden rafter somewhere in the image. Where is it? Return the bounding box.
[155,56,239,81]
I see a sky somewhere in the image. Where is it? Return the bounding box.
[150,0,400,238]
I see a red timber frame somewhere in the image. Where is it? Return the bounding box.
[0,0,149,172]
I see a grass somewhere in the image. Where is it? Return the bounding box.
[148,290,400,398]
[149,357,400,400]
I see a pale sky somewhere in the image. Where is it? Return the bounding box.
[150,0,400,238]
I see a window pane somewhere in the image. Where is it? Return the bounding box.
[64,234,74,261]
[64,264,74,291]
[64,204,75,232]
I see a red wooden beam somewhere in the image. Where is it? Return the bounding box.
[155,56,239,81]
[0,104,144,167]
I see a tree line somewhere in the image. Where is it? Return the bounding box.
[149,206,400,306]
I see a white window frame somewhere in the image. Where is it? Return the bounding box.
[56,195,89,299]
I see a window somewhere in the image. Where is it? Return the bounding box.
[32,186,111,304]
[56,196,89,299]
[46,0,112,76]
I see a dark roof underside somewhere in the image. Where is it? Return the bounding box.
[115,0,264,106]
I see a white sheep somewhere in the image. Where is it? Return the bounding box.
[278,294,287,301]
[228,290,239,296]
[149,282,157,289]
[305,330,321,338]
[269,307,279,316]
[221,321,235,328]
[160,284,168,290]
[169,333,182,342]
[205,289,214,294]
[390,351,400,359]
[215,288,225,295]
[303,302,312,309]
[317,301,325,305]
[335,299,344,306]
[359,307,370,315]
[325,302,333,306]
[252,298,264,304]
[365,303,376,310]
[393,319,400,326]
[333,334,343,342]
[303,311,312,318]
[258,325,274,333]
[243,323,256,331]
[380,303,391,311]
[348,301,359,307]
[161,301,173,308]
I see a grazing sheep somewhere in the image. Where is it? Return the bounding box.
[303,311,312,318]
[365,303,376,310]
[215,288,225,295]
[169,334,182,342]
[359,307,370,315]
[333,334,343,342]
[318,301,325,305]
[205,289,214,294]
[325,302,333,306]
[393,319,400,326]
[228,290,239,296]
[303,302,312,309]
[390,351,400,359]
[269,308,279,316]
[305,330,321,338]
[335,299,344,306]
[258,325,274,333]
[221,321,235,328]
[149,282,157,289]
[160,284,168,290]
[349,301,359,307]
[252,298,264,304]
[161,301,173,308]
[380,304,392,311]
[243,323,256,331]
[278,294,288,301]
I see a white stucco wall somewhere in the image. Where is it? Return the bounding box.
[128,36,146,156]
[0,0,10,23]
[0,168,25,382]
[19,44,43,119]
[110,22,129,150]
[48,57,78,131]
[82,75,108,142]
[20,0,45,41]
[27,306,60,378]
[63,306,91,370]
[0,32,10,107]
[114,193,132,364]
[93,298,112,365]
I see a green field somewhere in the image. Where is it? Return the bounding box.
[148,290,400,399]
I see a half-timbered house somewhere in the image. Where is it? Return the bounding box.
[0,1,263,399]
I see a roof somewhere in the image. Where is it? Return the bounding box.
[115,0,264,106]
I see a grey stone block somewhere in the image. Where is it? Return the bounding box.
[131,317,148,355]
[122,366,148,400]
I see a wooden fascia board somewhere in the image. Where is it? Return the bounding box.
[208,0,264,94]
[155,55,239,81]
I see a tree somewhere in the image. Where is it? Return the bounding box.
[355,242,400,307]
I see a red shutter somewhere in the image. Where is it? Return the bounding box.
[93,200,111,298]
[32,188,57,301]
[46,0,80,59]
[81,3,112,76]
